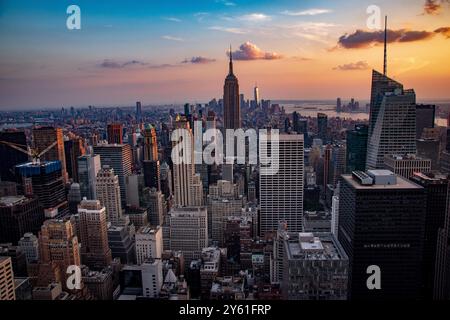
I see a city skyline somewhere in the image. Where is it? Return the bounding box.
[1,0,450,109]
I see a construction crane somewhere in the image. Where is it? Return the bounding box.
[0,140,58,164]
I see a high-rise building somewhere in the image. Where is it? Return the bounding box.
[78,199,112,270]
[0,257,16,300]
[338,170,426,300]
[416,104,435,139]
[32,127,68,182]
[323,144,332,190]
[38,217,81,287]
[346,124,368,172]
[141,259,163,298]
[336,98,342,112]
[409,172,449,298]
[254,84,260,108]
[67,183,82,215]
[0,130,28,182]
[281,232,348,300]
[165,207,208,267]
[93,144,132,207]
[96,167,123,225]
[366,71,416,169]
[107,225,135,264]
[136,101,142,123]
[15,161,69,218]
[64,137,85,182]
[0,196,44,245]
[384,154,431,179]
[18,233,39,264]
[77,154,101,200]
[317,113,328,143]
[107,123,123,144]
[135,226,163,264]
[223,48,241,129]
[146,188,165,226]
[259,134,304,236]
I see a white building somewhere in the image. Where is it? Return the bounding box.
[135,226,163,265]
[96,166,123,225]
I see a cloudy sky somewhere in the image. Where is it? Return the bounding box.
[0,0,449,109]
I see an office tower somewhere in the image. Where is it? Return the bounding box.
[254,84,260,108]
[339,170,426,300]
[78,199,112,270]
[366,85,417,169]
[96,167,123,225]
[0,257,16,300]
[107,225,135,264]
[77,154,101,200]
[81,266,113,300]
[417,138,440,170]
[141,259,163,298]
[67,183,82,215]
[166,207,208,267]
[38,217,81,286]
[223,47,241,129]
[191,174,203,206]
[160,162,173,200]
[346,124,368,172]
[332,143,346,186]
[222,162,234,183]
[143,161,161,191]
[147,188,165,226]
[107,123,123,144]
[416,104,435,139]
[18,233,39,264]
[323,145,332,190]
[0,130,28,182]
[331,194,339,235]
[384,154,432,179]
[0,196,44,245]
[172,116,195,207]
[125,174,144,207]
[207,193,244,246]
[317,113,328,143]
[15,161,69,218]
[93,144,132,207]
[125,206,148,228]
[0,181,17,197]
[64,137,85,182]
[260,134,304,236]
[281,233,348,300]
[136,101,142,123]
[409,172,449,298]
[292,112,300,133]
[135,226,163,264]
[32,127,68,182]
[336,98,342,112]
[0,244,27,277]
[143,124,158,161]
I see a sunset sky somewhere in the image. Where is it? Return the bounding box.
[1,0,450,109]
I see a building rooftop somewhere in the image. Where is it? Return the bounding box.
[0,195,28,207]
[344,172,422,190]
[285,233,347,261]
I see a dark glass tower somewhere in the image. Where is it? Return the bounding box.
[0,130,28,182]
[346,124,368,172]
[338,170,426,300]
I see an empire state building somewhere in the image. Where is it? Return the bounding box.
[223,47,241,129]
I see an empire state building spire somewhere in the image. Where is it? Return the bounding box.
[229,45,234,75]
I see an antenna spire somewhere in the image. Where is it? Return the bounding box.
[229,45,233,75]
[383,15,387,76]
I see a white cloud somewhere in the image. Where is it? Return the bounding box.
[239,13,271,22]
[162,35,184,41]
[164,17,181,23]
[281,8,332,16]
[208,26,248,34]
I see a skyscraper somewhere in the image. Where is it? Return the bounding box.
[0,195,44,245]
[136,101,142,123]
[415,104,435,139]
[93,144,132,207]
[78,199,112,270]
[107,123,123,144]
[64,136,85,182]
[135,226,163,265]
[223,47,241,129]
[15,161,69,218]
[346,124,368,172]
[0,257,15,300]
[338,170,425,300]
[0,130,28,182]
[96,167,123,225]
[32,126,68,182]
[259,134,304,236]
[409,172,449,298]
[317,113,328,143]
[77,154,101,200]
[383,154,431,179]
[254,84,260,108]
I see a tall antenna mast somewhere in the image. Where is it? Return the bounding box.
[383,15,387,76]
